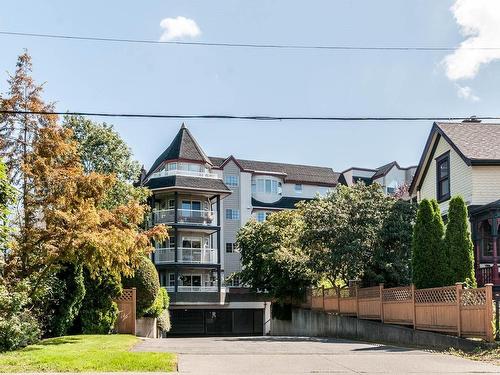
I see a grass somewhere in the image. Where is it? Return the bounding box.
[448,345,500,366]
[0,334,176,373]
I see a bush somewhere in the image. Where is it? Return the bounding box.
[157,309,171,332]
[0,282,40,352]
[444,196,476,286]
[51,264,86,337]
[412,199,448,288]
[143,288,169,318]
[75,270,121,334]
[122,257,160,317]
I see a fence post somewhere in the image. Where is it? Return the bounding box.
[131,287,137,336]
[379,283,384,323]
[336,286,340,313]
[411,284,416,330]
[455,283,463,337]
[355,285,359,319]
[322,285,325,311]
[485,284,494,342]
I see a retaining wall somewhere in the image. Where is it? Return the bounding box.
[271,308,486,351]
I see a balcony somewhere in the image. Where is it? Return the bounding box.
[152,209,217,226]
[150,169,219,179]
[155,247,217,264]
[164,286,221,293]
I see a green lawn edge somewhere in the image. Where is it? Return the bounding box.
[0,334,176,373]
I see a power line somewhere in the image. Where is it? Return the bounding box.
[0,30,497,52]
[1,110,498,122]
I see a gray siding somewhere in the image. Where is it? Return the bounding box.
[222,161,242,276]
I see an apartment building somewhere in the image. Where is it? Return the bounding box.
[340,161,417,196]
[140,124,339,335]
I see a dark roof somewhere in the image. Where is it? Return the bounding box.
[436,122,500,161]
[410,122,500,194]
[251,197,313,209]
[147,124,212,176]
[144,175,231,193]
[469,199,500,215]
[210,156,339,186]
[372,161,398,180]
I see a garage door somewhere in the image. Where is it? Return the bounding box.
[169,308,263,336]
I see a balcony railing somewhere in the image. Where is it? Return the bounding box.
[152,209,217,226]
[177,285,219,292]
[150,169,219,179]
[155,247,217,264]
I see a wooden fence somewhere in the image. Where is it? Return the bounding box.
[306,283,494,342]
[114,288,136,335]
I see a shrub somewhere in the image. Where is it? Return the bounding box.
[412,199,448,288]
[122,256,160,317]
[444,196,476,286]
[144,288,169,318]
[75,269,121,334]
[0,282,40,351]
[157,309,171,332]
[49,264,86,337]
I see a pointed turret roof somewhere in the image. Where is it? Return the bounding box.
[146,124,212,176]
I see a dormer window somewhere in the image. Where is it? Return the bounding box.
[436,152,450,202]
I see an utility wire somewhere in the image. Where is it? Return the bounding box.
[0,31,498,51]
[1,110,498,122]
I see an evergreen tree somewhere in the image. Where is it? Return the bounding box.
[412,199,447,288]
[444,196,476,286]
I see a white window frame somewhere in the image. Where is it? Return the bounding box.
[225,209,240,220]
[294,184,303,193]
[224,175,239,187]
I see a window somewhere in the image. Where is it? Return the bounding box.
[386,186,395,195]
[226,274,241,287]
[180,274,201,286]
[225,209,240,220]
[168,199,175,209]
[256,212,266,222]
[294,184,303,193]
[253,178,282,194]
[436,152,450,202]
[226,242,237,253]
[168,273,175,287]
[224,175,239,187]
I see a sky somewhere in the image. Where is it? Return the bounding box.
[1,0,499,172]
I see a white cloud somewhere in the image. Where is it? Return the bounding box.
[159,16,201,41]
[455,84,480,101]
[443,0,500,80]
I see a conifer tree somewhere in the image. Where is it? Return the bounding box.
[412,199,447,288]
[444,196,476,286]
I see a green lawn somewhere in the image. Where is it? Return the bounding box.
[0,334,176,373]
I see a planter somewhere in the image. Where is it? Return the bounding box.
[135,317,157,338]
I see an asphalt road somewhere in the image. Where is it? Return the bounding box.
[133,336,500,374]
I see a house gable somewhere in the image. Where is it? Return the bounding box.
[417,133,472,214]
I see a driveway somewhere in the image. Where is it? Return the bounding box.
[133,336,499,374]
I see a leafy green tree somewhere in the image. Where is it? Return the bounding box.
[300,183,392,285]
[63,115,148,208]
[237,210,316,301]
[412,199,448,288]
[0,159,15,263]
[444,196,476,286]
[362,199,417,287]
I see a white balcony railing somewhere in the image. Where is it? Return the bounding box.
[152,209,217,226]
[177,285,219,292]
[155,247,217,264]
[150,169,219,179]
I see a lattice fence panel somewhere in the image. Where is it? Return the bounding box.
[382,286,412,302]
[460,288,487,306]
[312,288,324,297]
[415,286,456,304]
[116,288,134,302]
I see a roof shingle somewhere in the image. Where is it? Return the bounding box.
[144,175,231,193]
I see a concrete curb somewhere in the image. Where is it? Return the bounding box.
[270,308,493,352]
